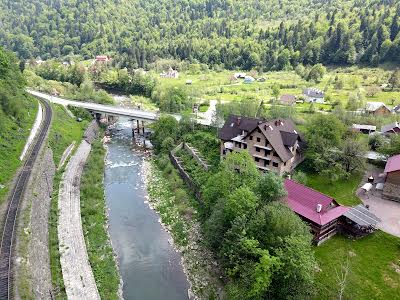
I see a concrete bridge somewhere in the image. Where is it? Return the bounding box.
[28,90,212,126]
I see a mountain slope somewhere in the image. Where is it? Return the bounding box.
[0,47,37,203]
[0,0,399,69]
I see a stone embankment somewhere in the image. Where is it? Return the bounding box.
[57,121,100,300]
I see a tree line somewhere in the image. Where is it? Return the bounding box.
[1,0,399,70]
[150,116,316,299]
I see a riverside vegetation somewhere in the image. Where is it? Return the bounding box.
[80,138,120,299]
[149,114,400,299]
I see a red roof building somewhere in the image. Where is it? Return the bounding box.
[95,55,110,63]
[284,179,349,244]
[383,154,400,202]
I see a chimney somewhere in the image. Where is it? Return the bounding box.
[316,204,322,213]
[237,117,241,126]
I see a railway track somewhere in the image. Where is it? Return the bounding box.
[0,98,52,299]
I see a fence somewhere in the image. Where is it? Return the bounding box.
[170,143,203,202]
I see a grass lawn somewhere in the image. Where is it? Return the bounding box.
[315,231,400,300]
[305,172,363,206]
[48,104,88,165]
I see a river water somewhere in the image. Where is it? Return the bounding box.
[104,120,189,300]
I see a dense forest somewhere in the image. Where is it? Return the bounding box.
[1,0,399,70]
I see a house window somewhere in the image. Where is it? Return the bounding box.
[250,136,253,140]
[265,149,271,156]
[265,141,269,147]
[244,144,248,149]
[257,128,261,133]
[256,147,260,152]
[257,137,261,142]
[264,160,270,166]
[273,152,278,157]
[238,143,242,149]
[284,162,286,166]
[273,162,279,167]
[255,157,260,162]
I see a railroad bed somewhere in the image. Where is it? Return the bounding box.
[0,98,52,299]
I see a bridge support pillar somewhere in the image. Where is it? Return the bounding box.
[131,119,135,137]
[137,120,140,134]
[142,121,145,135]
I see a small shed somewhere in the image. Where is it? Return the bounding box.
[303,88,325,104]
[365,102,391,116]
[280,94,297,106]
[243,76,255,84]
[342,204,381,237]
[381,121,400,135]
[352,124,376,134]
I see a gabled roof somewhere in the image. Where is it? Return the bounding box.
[303,88,324,98]
[218,115,261,141]
[280,131,298,147]
[280,94,297,105]
[352,124,376,131]
[258,119,300,162]
[365,102,390,112]
[381,122,400,134]
[284,179,349,226]
[219,115,304,162]
[384,154,400,173]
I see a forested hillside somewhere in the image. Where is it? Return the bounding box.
[0,47,37,202]
[1,0,399,70]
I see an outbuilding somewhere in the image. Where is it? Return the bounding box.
[383,154,400,202]
[284,179,349,244]
[352,124,376,134]
[365,102,391,116]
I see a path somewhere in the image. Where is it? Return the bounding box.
[357,167,400,237]
[26,147,55,299]
[57,141,100,300]
[20,101,43,161]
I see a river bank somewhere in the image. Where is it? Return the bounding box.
[80,138,121,299]
[143,158,225,299]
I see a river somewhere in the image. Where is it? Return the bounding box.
[104,119,189,300]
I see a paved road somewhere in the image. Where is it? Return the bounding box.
[357,167,400,237]
[28,90,212,126]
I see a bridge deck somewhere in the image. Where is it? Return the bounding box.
[28,90,212,126]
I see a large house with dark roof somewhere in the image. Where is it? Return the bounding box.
[218,115,305,175]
